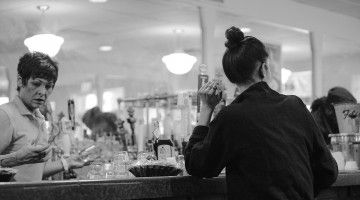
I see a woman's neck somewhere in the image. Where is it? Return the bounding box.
[19,97,35,112]
[235,81,261,96]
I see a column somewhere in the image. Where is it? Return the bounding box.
[95,74,105,110]
[310,32,323,100]
[199,6,216,79]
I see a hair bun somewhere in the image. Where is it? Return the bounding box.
[225,26,245,49]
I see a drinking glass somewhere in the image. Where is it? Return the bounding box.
[113,151,129,178]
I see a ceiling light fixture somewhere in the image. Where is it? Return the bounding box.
[23,5,64,57]
[240,27,251,33]
[174,28,184,34]
[37,5,49,11]
[24,34,64,57]
[0,97,9,105]
[99,45,112,52]
[162,29,197,75]
[162,51,197,75]
[89,0,108,3]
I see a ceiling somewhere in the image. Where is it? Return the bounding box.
[292,0,360,19]
[0,0,359,93]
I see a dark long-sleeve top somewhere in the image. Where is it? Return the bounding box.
[185,82,338,200]
[310,98,338,145]
[311,108,336,145]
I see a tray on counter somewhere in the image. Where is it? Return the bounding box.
[128,164,182,177]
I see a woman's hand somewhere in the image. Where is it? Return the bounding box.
[198,80,225,110]
[197,80,226,126]
[16,144,51,165]
[0,144,50,167]
[67,155,93,169]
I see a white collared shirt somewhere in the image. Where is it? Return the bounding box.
[0,96,48,182]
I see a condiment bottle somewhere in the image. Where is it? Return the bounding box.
[67,99,75,130]
[154,138,174,160]
[152,120,174,160]
[197,64,209,121]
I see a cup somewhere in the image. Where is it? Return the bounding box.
[113,151,130,178]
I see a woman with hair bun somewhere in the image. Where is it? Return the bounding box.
[185,26,338,200]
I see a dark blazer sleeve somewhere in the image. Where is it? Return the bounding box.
[185,108,235,178]
[297,97,338,195]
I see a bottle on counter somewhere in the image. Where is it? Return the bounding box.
[154,137,174,161]
[177,155,187,176]
[146,139,154,153]
[67,99,75,131]
[58,117,72,157]
[197,64,209,121]
[171,134,180,156]
[181,138,187,156]
[151,120,175,160]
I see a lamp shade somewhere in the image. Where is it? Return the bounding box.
[162,52,197,75]
[24,34,64,57]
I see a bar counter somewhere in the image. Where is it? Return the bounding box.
[0,173,359,200]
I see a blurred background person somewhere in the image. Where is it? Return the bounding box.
[82,107,125,144]
[311,87,357,144]
[82,107,128,154]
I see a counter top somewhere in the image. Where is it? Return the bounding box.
[333,172,360,186]
[0,172,359,200]
[0,175,226,200]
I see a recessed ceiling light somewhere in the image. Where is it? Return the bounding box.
[89,0,107,3]
[99,45,112,52]
[240,27,251,33]
[173,28,184,34]
[37,5,50,12]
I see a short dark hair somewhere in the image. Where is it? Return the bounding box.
[82,106,102,129]
[326,87,357,105]
[222,26,268,84]
[17,52,59,91]
[93,112,118,133]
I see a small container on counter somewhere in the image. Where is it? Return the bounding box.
[176,155,187,176]
[329,133,360,171]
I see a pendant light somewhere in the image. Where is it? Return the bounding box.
[162,29,197,75]
[24,5,64,57]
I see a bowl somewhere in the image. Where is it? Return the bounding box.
[0,168,18,182]
[128,164,182,177]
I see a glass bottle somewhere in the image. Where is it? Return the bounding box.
[197,64,209,117]
[154,138,174,160]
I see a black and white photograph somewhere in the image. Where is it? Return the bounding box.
[0,0,360,199]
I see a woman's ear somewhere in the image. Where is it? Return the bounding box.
[262,62,271,82]
[258,62,268,80]
[261,62,268,76]
[258,66,264,79]
[17,75,23,89]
